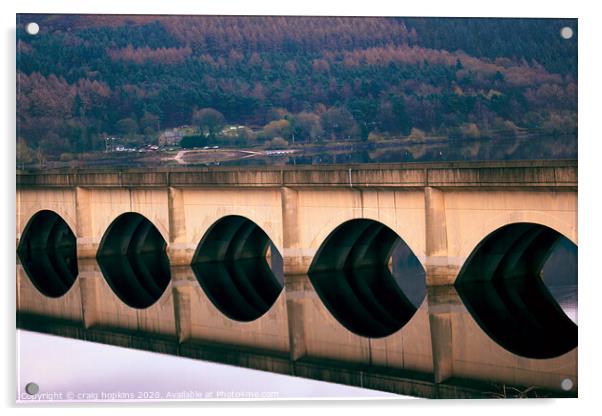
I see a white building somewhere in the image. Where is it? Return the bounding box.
[158,129,184,146]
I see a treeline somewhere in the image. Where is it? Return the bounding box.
[16,15,577,162]
[403,17,577,77]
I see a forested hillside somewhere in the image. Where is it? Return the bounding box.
[16,15,577,162]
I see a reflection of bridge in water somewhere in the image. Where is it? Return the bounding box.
[16,160,577,398]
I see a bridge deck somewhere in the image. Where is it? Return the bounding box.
[16,160,577,189]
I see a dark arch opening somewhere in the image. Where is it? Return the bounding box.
[455,223,577,359]
[191,215,283,322]
[17,210,78,298]
[308,219,426,338]
[96,213,171,309]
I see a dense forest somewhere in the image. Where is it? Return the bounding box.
[16,15,577,162]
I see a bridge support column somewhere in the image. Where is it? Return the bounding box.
[75,187,98,258]
[171,266,193,343]
[284,273,309,361]
[78,258,103,329]
[167,187,195,266]
[281,187,311,275]
[281,186,310,361]
[427,285,459,384]
[424,187,457,286]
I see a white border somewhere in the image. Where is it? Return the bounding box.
[3,0,601,414]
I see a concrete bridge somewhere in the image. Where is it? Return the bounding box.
[16,160,578,398]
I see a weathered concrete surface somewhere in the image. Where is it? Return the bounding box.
[16,161,577,284]
[16,161,578,398]
[17,160,577,189]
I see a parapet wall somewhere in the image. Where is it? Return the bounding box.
[16,160,578,190]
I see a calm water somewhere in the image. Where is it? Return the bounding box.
[16,217,578,400]
[221,135,577,167]
[50,135,577,169]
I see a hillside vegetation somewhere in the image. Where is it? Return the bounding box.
[16,15,577,162]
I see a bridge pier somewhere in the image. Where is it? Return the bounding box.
[283,273,309,361]
[281,187,312,275]
[424,187,459,286]
[426,285,458,384]
[77,258,103,329]
[171,266,194,343]
[15,162,579,398]
[75,187,99,259]
[167,187,196,266]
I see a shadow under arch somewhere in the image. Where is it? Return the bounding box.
[96,212,171,309]
[17,210,78,298]
[308,219,426,338]
[455,222,577,359]
[191,215,283,322]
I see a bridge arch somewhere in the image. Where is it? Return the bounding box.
[96,212,171,309]
[17,210,78,298]
[17,203,77,239]
[189,207,283,260]
[101,209,170,253]
[308,210,426,270]
[308,218,426,338]
[456,222,575,284]
[191,215,284,322]
[455,222,577,359]
[455,211,576,276]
